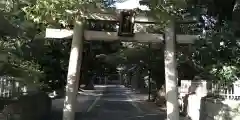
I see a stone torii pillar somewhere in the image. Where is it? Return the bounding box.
[164,20,179,120]
[62,21,84,120]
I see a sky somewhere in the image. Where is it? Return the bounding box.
[113,0,150,10]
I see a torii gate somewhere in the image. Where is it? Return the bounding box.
[45,3,198,120]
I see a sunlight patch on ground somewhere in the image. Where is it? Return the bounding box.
[78,91,103,96]
[102,98,134,102]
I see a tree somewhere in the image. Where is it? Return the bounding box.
[0,0,45,88]
[142,0,240,83]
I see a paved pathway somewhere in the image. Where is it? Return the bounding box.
[51,85,166,120]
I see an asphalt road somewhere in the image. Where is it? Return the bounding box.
[51,85,166,120]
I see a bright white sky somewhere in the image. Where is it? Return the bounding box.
[114,0,149,10]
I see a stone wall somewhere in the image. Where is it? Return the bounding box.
[180,79,240,120]
[200,98,240,120]
[0,92,52,120]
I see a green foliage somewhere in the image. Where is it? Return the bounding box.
[22,0,109,27]
[1,0,240,91]
[0,36,44,85]
[210,66,240,84]
[0,0,118,90]
[136,0,240,85]
[193,21,240,83]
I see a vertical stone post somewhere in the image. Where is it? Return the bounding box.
[119,71,122,85]
[164,20,179,120]
[63,21,84,120]
[105,76,107,85]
